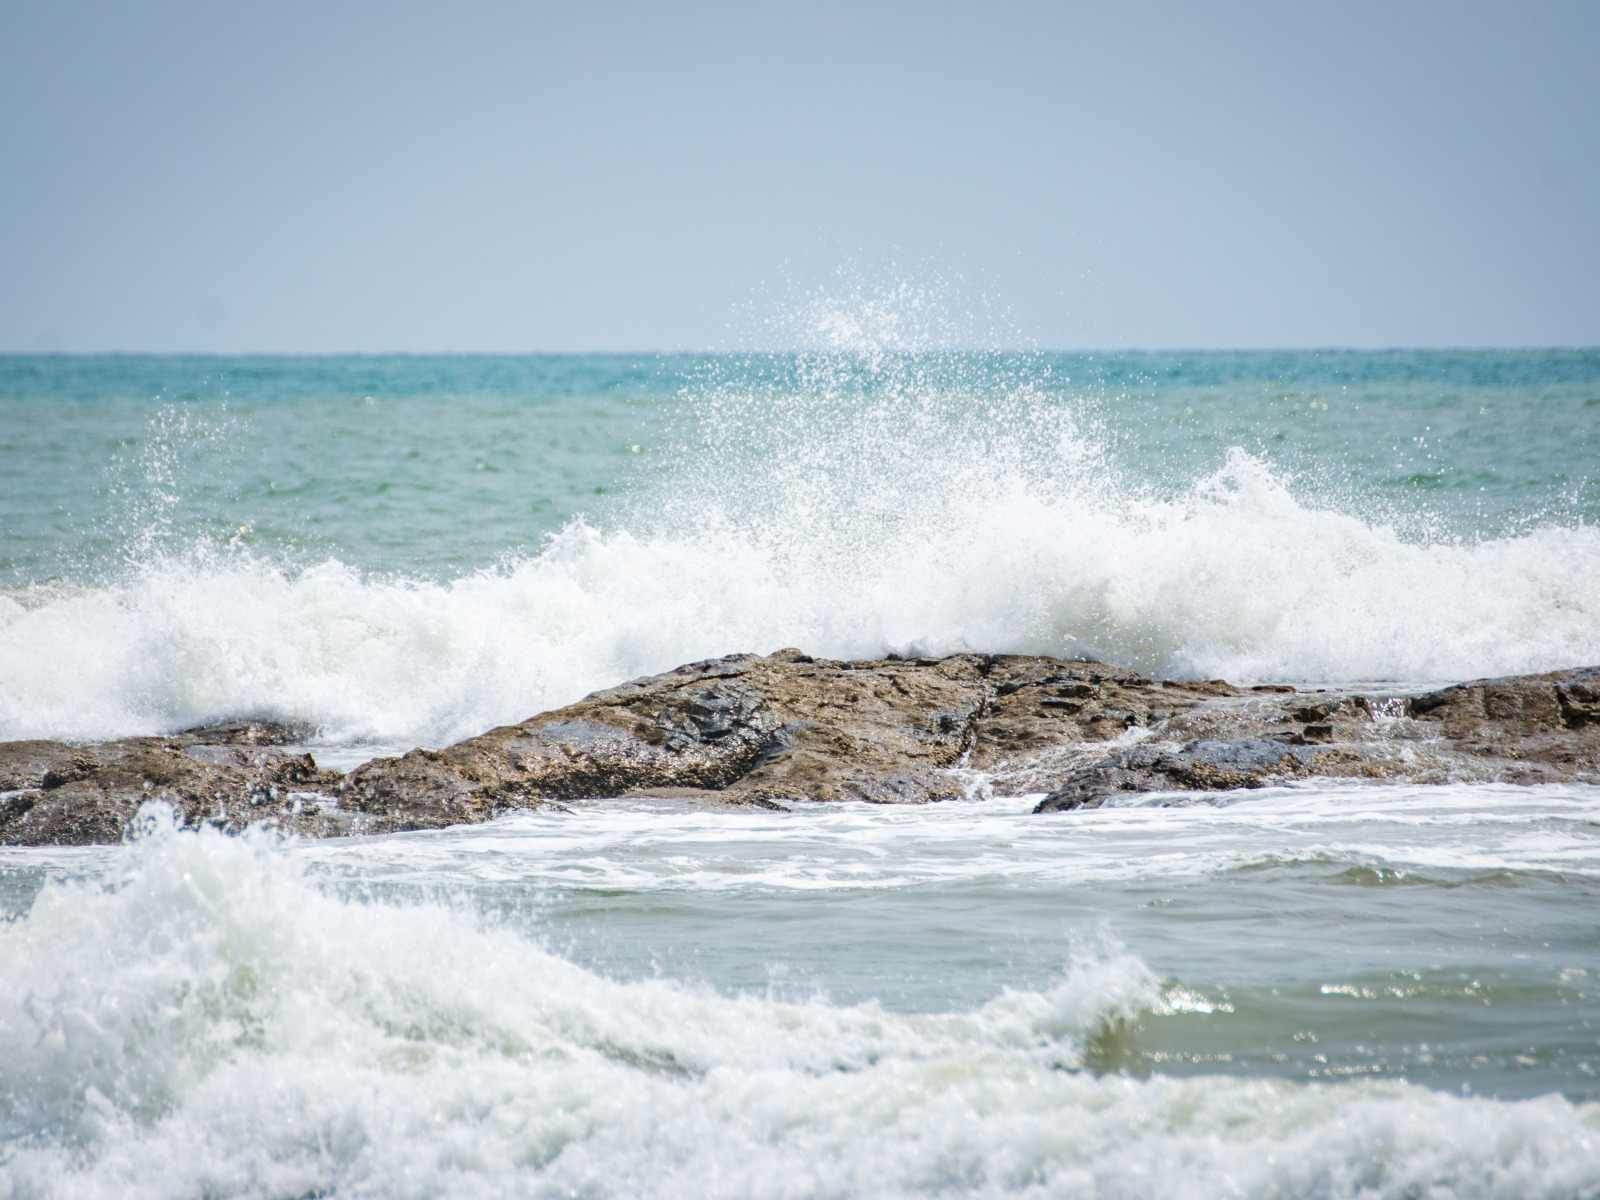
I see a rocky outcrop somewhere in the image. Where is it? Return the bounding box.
[4,656,1599,844]
[337,649,993,826]
[1035,738,1352,811]
[0,722,342,845]
[1035,666,1600,812]
[1406,667,1600,763]
[334,651,1257,828]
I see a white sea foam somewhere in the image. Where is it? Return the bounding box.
[1,458,1596,747]
[281,783,1600,895]
[1,813,1596,1200]
[0,819,1593,1200]
[3,344,1598,747]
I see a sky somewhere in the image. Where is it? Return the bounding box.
[1,0,1596,352]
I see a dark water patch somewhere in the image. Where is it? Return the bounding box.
[1094,968,1600,1102]
[1334,864,1430,887]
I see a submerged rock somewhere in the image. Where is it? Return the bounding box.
[3,658,1598,844]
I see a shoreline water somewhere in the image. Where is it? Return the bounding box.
[5,776,1600,1198]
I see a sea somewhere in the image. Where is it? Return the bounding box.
[2,344,1600,1198]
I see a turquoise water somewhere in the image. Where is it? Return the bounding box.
[3,349,1598,747]
[4,349,1600,1198]
[1,355,675,584]
[4,350,1595,586]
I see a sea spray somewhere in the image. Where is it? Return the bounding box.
[2,452,1597,746]
[6,327,1600,1200]
[1,346,1596,748]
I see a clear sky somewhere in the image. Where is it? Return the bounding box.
[2,0,1596,352]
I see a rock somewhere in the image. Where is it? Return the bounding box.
[338,649,993,822]
[1407,667,1600,767]
[0,731,344,846]
[1162,679,1243,697]
[169,719,318,747]
[0,741,101,792]
[1035,737,1345,811]
[0,719,316,794]
[966,657,1192,767]
[1032,666,1600,812]
[5,658,1599,843]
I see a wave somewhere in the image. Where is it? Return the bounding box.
[2,445,1597,746]
[4,346,1598,747]
[2,815,1596,1199]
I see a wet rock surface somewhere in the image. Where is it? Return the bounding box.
[1035,738,1346,812]
[337,648,992,826]
[0,722,343,846]
[3,657,1598,844]
[1035,666,1600,812]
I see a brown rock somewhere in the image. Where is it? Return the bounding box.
[1035,737,1356,812]
[0,741,101,792]
[339,649,994,818]
[1408,668,1600,769]
[967,658,1183,766]
[7,659,1600,842]
[1034,666,1600,813]
[1,737,343,847]
[1162,679,1243,697]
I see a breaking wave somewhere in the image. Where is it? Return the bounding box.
[1,465,1596,747]
[2,816,1597,1199]
[1,346,1597,748]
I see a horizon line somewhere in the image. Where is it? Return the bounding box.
[4,345,1599,358]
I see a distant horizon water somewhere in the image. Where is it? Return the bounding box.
[8,343,1599,355]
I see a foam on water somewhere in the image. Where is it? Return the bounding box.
[1,449,1597,746]
[291,783,1600,895]
[3,337,1598,747]
[2,811,1598,1200]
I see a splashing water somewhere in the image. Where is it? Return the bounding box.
[0,326,1596,747]
[4,301,1600,1200]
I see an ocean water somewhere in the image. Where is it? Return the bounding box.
[3,347,1600,1197]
